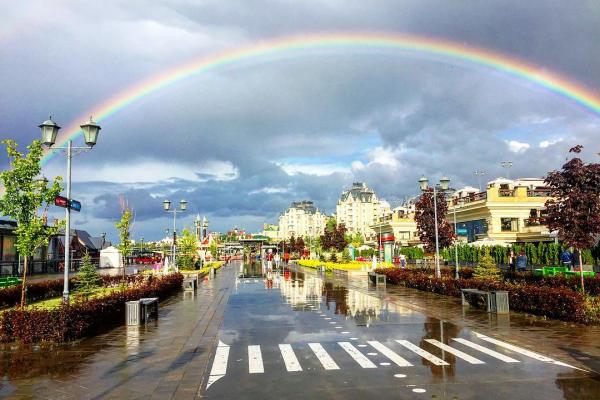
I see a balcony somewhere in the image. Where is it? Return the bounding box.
[452,192,487,205]
[524,217,547,227]
[527,188,552,197]
[498,189,516,197]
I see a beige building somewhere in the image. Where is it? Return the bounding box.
[278,201,327,239]
[261,224,281,242]
[448,177,555,244]
[370,205,420,246]
[336,182,390,240]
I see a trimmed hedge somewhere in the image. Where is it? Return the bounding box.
[377,268,592,324]
[0,273,183,343]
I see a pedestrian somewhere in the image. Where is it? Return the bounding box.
[400,254,406,269]
[283,252,290,265]
[274,252,281,269]
[508,250,515,272]
[560,248,572,270]
[516,250,527,272]
[571,249,580,271]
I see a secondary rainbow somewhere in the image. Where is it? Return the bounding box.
[42,32,600,164]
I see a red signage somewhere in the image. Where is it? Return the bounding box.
[55,196,69,208]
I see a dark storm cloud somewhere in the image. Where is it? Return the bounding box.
[1,0,599,237]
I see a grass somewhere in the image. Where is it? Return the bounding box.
[25,286,121,310]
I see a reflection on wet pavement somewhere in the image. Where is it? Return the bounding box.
[206,262,600,399]
[1,261,600,399]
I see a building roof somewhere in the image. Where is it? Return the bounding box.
[285,200,321,215]
[339,182,377,203]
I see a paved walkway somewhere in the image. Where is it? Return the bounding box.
[0,265,236,399]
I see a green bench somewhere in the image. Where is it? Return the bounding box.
[533,266,571,277]
[564,270,596,278]
[0,277,22,288]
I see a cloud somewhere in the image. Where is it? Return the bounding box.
[277,162,350,176]
[539,138,563,148]
[506,140,531,153]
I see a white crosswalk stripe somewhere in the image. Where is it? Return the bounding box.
[473,332,583,370]
[206,341,230,389]
[248,345,264,373]
[339,342,377,368]
[309,343,340,370]
[424,339,485,364]
[368,341,413,367]
[279,344,303,371]
[452,338,519,363]
[395,339,449,366]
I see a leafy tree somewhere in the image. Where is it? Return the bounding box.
[177,228,199,270]
[544,145,600,291]
[473,249,502,281]
[320,222,348,252]
[295,236,305,254]
[415,188,455,253]
[341,247,351,262]
[115,209,133,278]
[0,140,62,307]
[210,240,218,259]
[330,252,338,262]
[76,251,102,298]
[289,235,297,255]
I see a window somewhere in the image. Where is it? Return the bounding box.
[2,235,17,261]
[501,218,518,232]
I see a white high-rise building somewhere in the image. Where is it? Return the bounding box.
[278,201,327,239]
[336,182,391,239]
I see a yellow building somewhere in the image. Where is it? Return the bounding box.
[261,224,281,242]
[448,178,554,244]
[370,206,420,261]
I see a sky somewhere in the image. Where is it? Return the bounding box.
[1,0,599,242]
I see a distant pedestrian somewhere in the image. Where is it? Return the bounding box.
[400,254,406,269]
[283,252,290,264]
[571,250,581,271]
[508,250,515,272]
[561,249,572,270]
[516,251,527,272]
[274,252,281,269]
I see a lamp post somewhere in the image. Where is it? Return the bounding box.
[163,199,187,271]
[452,197,464,279]
[474,170,486,192]
[501,161,513,179]
[41,116,101,301]
[419,176,450,278]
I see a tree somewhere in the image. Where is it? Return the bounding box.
[295,236,305,254]
[415,188,455,253]
[115,209,133,279]
[177,228,199,270]
[473,249,502,281]
[320,222,348,253]
[76,251,102,298]
[0,140,62,307]
[544,145,600,292]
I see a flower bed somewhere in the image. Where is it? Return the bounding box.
[0,273,183,343]
[298,260,394,272]
[377,268,595,324]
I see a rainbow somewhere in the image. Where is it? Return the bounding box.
[42,32,600,164]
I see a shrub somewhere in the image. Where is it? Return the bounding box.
[0,273,183,343]
[330,252,338,262]
[473,249,502,281]
[76,252,102,297]
[376,268,593,324]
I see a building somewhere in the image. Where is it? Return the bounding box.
[448,177,555,244]
[262,224,281,242]
[370,205,420,262]
[278,201,327,239]
[336,182,391,240]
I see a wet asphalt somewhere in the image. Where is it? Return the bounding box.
[201,261,600,400]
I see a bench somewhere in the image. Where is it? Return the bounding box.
[368,272,386,287]
[126,297,159,325]
[183,278,197,291]
[0,277,22,288]
[461,289,509,314]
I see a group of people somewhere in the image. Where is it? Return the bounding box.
[560,248,581,271]
[508,250,528,272]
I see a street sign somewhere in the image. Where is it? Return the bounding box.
[54,196,82,212]
[69,199,82,212]
[54,196,69,208]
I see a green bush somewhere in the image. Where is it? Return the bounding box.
[473,249,502,281]
[76,252,102,297]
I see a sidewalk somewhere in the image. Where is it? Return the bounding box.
[0,264,236,399]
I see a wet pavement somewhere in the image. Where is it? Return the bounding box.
[1,261,600,399]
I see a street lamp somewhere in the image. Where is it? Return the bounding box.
[501,161,513,179]
[163,199,187,271]
[41,116,101,301]
[474,170,486,192]
[418,176,450,278]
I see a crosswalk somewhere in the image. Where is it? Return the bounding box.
[206,333,582,389]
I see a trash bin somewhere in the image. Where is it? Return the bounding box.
[126,301,141,325]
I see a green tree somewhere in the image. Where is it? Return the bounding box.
[473,249,502,281]
[76,251,102,298]
[210,240,218,259]
[115,209,133,279]
[0,140,62,307]
[177,228,199,270]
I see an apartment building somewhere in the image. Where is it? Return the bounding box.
[336,182,390,239]
[278,201,327,239]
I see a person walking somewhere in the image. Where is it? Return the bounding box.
[571,249,581,271]
[561,248,572,270]
[508,250,516,272]
[274,252,281,269]
[516,250,527,272]
[400,254,407,269]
